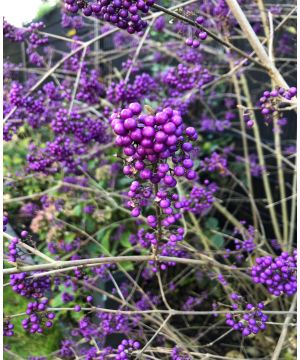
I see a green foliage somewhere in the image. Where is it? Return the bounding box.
[211,233,224,248]
[36,1,58,20]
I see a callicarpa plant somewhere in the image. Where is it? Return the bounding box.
[2,0,297,358]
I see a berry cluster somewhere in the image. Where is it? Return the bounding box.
[200,151,228,176]
[27,137,83,174]
[6,229,33,263]
[111,103,198,271]
[51,109,109,144]
[233,222,256,253]
[185,19,208,49]
[149,240,187,272]
[182,180,218,215]
[3,19,26,42]
[76,69,106,105]
[200,115,232,132]
[3,319,14,337]
[243,112,254,129]
[22,298,56,334]
[64,0,154,34]
[7,237,19,263]
[225,294,268,336]
[116,339,141,360]
[259,87,297,124]
[107,73,158,105]
[171,346,192,360]
[59,340,76,358]
[130,226,187,271]
[4,20,48,67]
[251,250,297,296]
[111,103,197,184]
[98,312,130,336]
[176,46,204,64]
[10,272,51,298]
[61,292,74,303]
[61,12,84,29]
[162,64,213,97]
[4,80,64,141]
[3,215,8,232]
[4,76,110,173]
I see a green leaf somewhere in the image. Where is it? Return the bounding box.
[205,217,219,230]
[120,231,132,249]
[65,232,77,244]
[120,261,134,271]
[51,293,64,308]
[85,217,96,233]
[97,227,114,253]
[73,204,82,217]
[211,234,224,249]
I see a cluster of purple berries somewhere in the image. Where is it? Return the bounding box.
[4,20,48,67]
[7,237,19,263]
[243,112,254,129]
[111,104,198,272]
[149,240,187,272]
[61,12,84,29]
[64,0,154,34]
[3,215,8,232]
[225,293,268,336]
[185,18,208,48]
[162,64,213,97]
[107,73,158,106]
[182,180,218,215]
[97,312,130,336]
[10,272,51,298]
[116,339,141,359]
[251,250,297,296]
[233,222,256,253]
[110,103,197,184]
[259,87,297,123]
[200,151,228,176]
[3,319,14,337]
[129,182,185,229]
[22,298,56,334]
[171,346,192,360]
[6,230,29,262]
[130,225,184,252]
[76,69,106,105]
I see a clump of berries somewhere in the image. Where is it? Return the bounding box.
[225,293,268,336]
[3,215,8,232]
[259,87,297,124]
[182,180,218,215]
[64,0,155,34]
[7,237,19,263]
[185,17,208,48]
[3,319,14,337]
[22,298,56,334]
[7,230,30,263]
[243,111,254,128]
[116,339,141,359]
[110,103,197,186]
[111,103,198,272]
[10,272,51,298]
[171,346,192,360]
[251,250,297,296]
